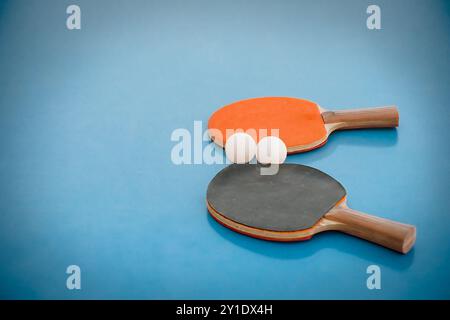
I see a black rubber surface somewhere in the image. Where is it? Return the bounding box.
[207,164,346,231]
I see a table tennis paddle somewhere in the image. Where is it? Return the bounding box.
[208,97,399,153]
[206,164,415,254]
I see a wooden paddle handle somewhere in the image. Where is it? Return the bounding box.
[326,207,416,254]
[322,106,399,129]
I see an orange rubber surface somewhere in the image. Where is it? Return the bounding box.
[208,97,327,149]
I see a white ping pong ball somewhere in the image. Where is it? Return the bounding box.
[256,136,288,165]
[225,132,257,164]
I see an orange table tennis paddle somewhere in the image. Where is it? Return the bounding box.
[208,97,399,153]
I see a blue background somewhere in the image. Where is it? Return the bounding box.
[0,0,449,299]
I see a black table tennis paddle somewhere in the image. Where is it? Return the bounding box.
[207,164,416,254]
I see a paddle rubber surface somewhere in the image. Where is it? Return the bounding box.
[208,97,327,148]
[207,164,346,232]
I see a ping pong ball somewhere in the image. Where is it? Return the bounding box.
[256,136,287,164]
[225,133,257,164]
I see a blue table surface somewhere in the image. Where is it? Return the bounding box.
[0,0,449,299]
